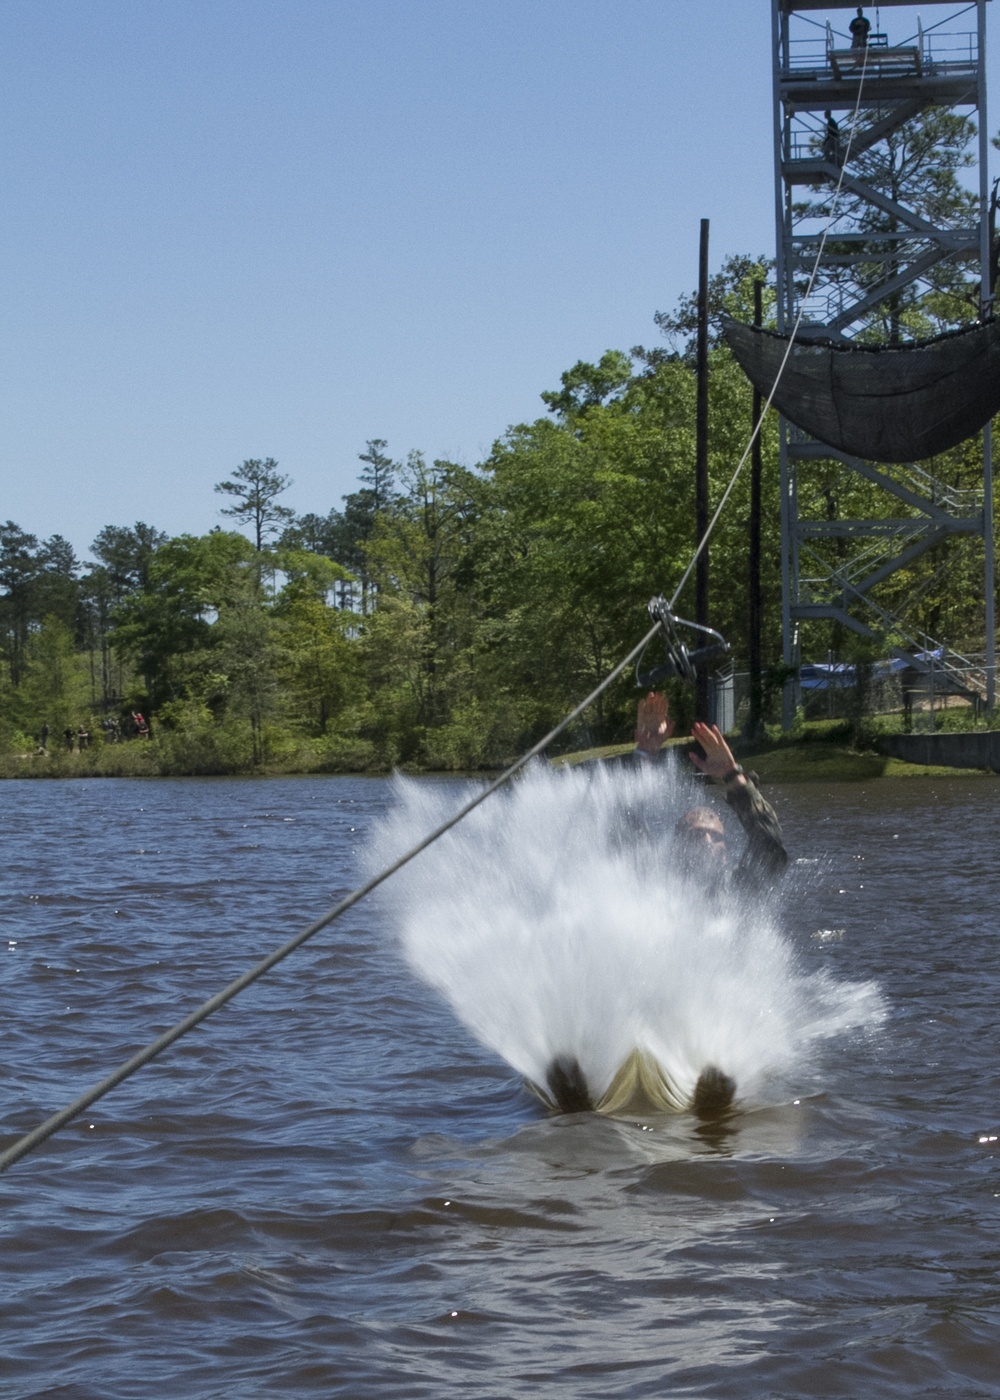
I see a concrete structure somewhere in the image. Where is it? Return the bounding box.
[879,729,1000,770]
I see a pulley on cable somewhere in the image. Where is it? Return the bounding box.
[636,596,730,688]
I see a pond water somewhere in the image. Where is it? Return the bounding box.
[1,771,998,1398]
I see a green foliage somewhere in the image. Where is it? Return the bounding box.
[215,458,295,550]
[272,551,359,737]
[795,107,980,339]
[652,254,774,358]
[2,233,996,776]
[151,701,259,775]
[282,439,401,614]
[540,350,634,417]
[18,617,93,736]
[112,530,258,708]
[473,329,783,747]
[0,523,81,688]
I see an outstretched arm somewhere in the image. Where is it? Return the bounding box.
[689,722,743,783]
[689,722,788,880]
[635,692,674,757]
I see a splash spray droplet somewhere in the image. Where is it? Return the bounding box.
[371,763,884,1112]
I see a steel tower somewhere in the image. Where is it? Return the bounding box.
[771,0,995,720]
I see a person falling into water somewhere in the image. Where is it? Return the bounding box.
[628,691,788,891]
[542,693,788,1119]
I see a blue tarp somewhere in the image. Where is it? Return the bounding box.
[800,662,855,690]
[799,653,942,690]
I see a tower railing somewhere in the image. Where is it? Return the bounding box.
[783,28,977,78]
[773,0,994,721]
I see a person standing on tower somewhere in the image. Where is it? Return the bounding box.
[850,7,871,49]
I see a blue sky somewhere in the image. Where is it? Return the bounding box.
[1,1,994,560]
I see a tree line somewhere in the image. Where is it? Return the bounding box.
[0,262,773,771]
[1,298,989,773]
[3,97,997,773]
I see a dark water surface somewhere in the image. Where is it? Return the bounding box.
[2,775,998,1398]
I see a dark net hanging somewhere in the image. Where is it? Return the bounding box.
[722,316,1000,463]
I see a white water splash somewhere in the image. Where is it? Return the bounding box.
[369,762,884,1110]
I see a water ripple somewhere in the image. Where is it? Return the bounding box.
[2,775,999,1397]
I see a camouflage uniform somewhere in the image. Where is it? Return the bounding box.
[724,770,788,891]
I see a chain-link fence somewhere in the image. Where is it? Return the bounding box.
[715,658,991,734]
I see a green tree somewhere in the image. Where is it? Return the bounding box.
[215,458,295,550]
[32,536,80,635]
[335,439,400,613]
[477,355,702,742]
[82,522,166,707]
[0,522,42,687]
[91,522,165,593]
[540,350,633,416]
[113,531,258,709]
[795,107,979,339]
[272,550,358,735]
[213,587,277,766]
[363,453,479,736]
[0,526,81,689]
[472,319,785,747]
[17,616,91,741]
[652,254,774,358]
[283,441,400,614]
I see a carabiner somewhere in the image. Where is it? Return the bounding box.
[636,596,731,688]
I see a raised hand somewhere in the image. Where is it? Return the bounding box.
[635,692,674,755]
[688,721,739,782]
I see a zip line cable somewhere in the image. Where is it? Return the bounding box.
[0,622,662,1175]
[1,51,874,1178]
[670,43,871,612]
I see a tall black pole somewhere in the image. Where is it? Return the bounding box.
[748,277,764,739]
[695,218,710,721]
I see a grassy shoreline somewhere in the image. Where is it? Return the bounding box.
[552,729,997,782]
[2,723,996,781]
[0,740,377,780]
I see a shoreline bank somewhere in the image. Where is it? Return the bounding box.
[553,735,998,783]
[2,731,997,782]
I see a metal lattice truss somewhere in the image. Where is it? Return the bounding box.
[772,0,995,710]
